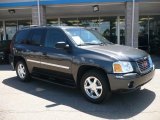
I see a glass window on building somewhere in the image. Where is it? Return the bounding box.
[18,20,32,30]
[120,16,125,45]
[99,17,117,44]
[59,16,124,45]
[47,19,58,26]
[60,18,79,26]
[5,21,17,40]
[78,17,99,29]
[149,16,160,55]
[0,21,3,41]
[139,16,149,51]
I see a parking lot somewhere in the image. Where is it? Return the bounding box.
[0,56,160,120]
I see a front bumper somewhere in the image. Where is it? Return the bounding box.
[108,67,155,91]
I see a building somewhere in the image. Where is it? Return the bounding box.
[0,0,160,54]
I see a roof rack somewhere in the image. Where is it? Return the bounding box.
[21,25,53,29]
[21,25,38,29]
[30,25,39,27]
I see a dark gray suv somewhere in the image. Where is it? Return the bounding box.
[10,26,155,103]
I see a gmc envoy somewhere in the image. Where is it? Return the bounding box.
[10,26,155,103]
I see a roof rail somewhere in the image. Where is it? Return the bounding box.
[30,25,39,27]
[21,25,40,29]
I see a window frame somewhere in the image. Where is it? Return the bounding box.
[28,28,46,46]
[44,28,70,48]
[14,29,31,44]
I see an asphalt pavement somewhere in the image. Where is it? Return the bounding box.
[0,56,160,120]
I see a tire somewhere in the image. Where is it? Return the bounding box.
[80,70,111,103]
[16,61,31,82]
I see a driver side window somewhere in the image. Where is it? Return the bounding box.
[45,28,67,48]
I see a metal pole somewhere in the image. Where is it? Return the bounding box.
[131,0,135,47]
[58,18,61,26]
[2,20,6,40]
[117,16,120,45]
[37,0,41,26]
[148,16,150,52]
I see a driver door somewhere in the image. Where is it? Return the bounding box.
[40,28,73,80]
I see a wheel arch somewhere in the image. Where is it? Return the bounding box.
[76,65,111,91]
[13,56,27,69]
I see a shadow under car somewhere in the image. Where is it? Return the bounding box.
[2,76,155,119]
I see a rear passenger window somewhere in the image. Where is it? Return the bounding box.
[27,29,44,46]
[45,28,67,48]
[15,30,30,44]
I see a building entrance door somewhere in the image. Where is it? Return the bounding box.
[139,16,160,55]
[5,21,17,40]
[149,16,160,55]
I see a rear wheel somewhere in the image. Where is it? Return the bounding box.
[80,70,111,103]
[16,61,31,82]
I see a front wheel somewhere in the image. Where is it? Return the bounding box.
[80,70,111,103]
[16,61,31,82]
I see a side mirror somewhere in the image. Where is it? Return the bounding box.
[55,41,70,50]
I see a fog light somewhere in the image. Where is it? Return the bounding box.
[128,81,134,88]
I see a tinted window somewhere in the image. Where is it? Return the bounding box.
[45,28,67,48]
[15,30,30,44]
[28,29,44,46]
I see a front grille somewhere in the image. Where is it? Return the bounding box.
[137,57,150,73]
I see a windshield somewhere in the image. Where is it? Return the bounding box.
[65,28,111,46]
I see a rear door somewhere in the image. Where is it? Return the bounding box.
[26,28,46,74]
[21,28,46,73]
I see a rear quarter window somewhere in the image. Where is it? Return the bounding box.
[27,29,45,46]
[15,30,30,44]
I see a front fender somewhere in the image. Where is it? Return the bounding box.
[71,55,113,84]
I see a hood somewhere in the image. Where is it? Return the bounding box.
[81,44,148,61]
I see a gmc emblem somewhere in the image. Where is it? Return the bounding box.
[142,61,148,68]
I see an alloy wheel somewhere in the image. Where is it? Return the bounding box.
[17,63,26,79]
[84,76,103,99]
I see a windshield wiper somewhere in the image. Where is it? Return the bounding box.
[77,42,104,46]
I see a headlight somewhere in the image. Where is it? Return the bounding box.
[113,61,133,73]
